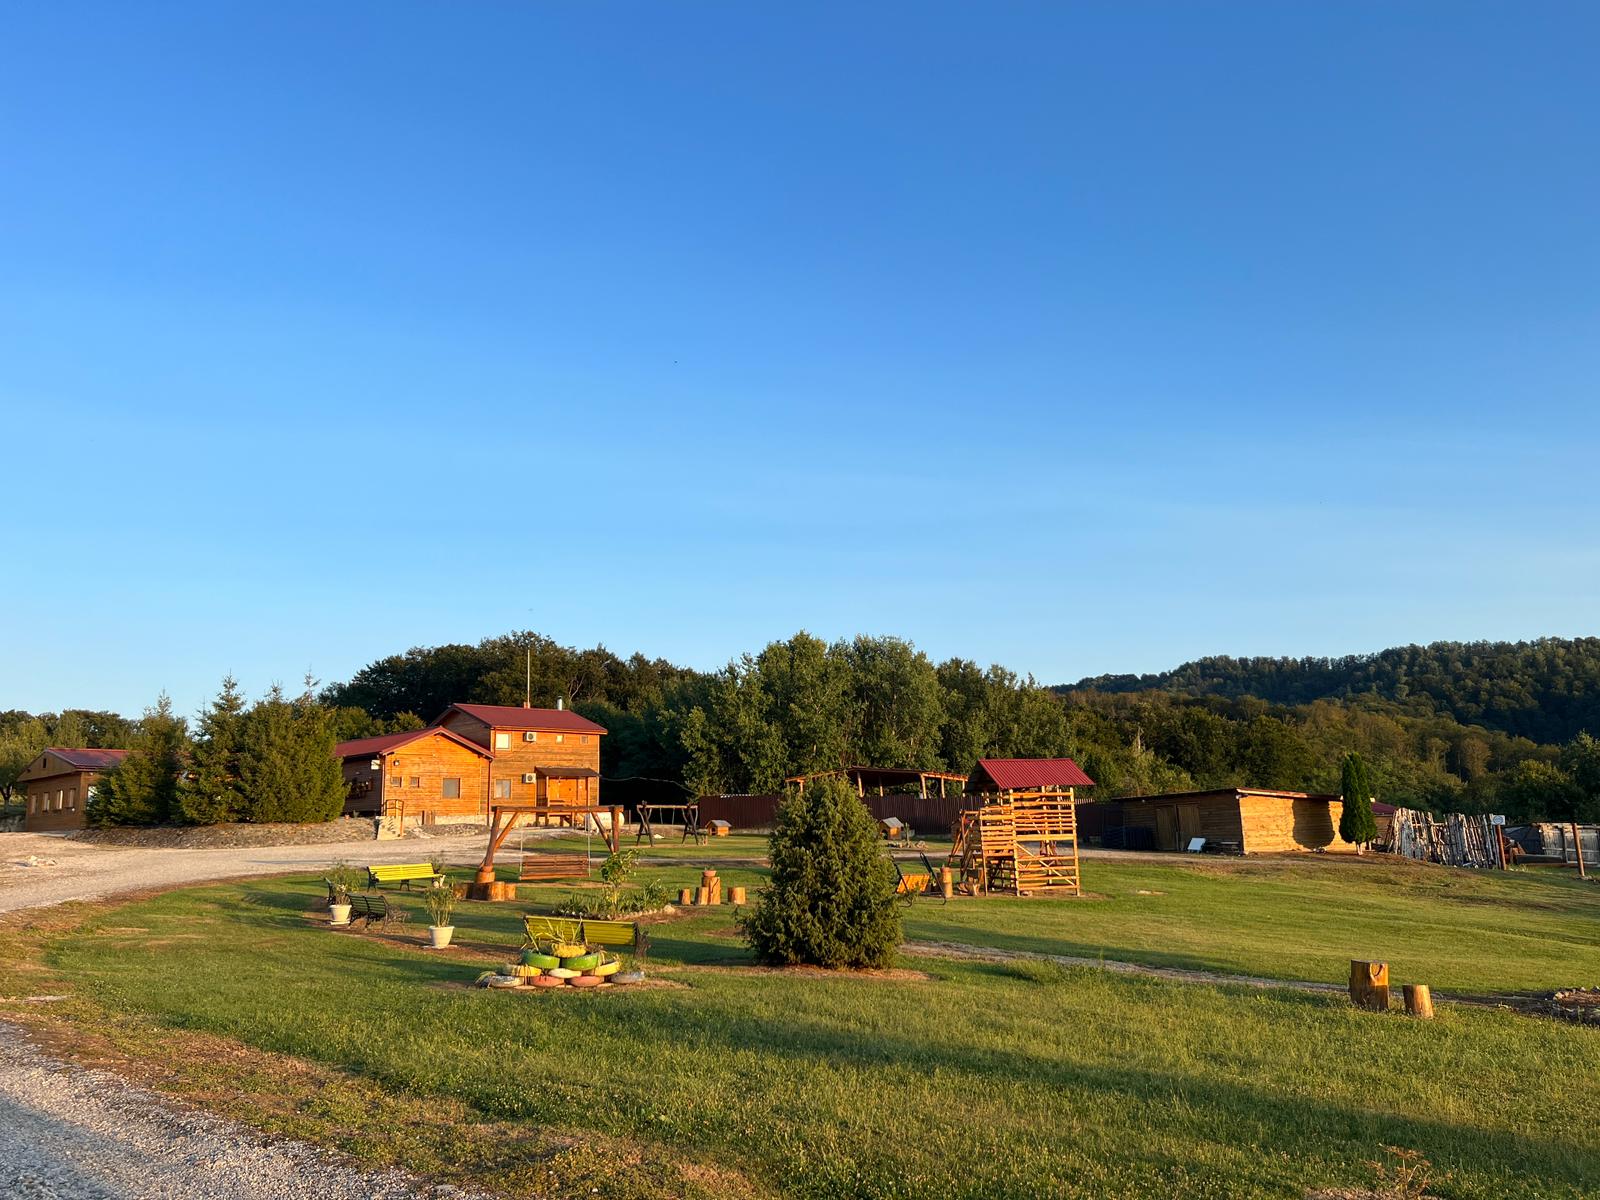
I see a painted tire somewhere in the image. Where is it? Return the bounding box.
[547,967,581,979]
[611,971,645,986]
[591,960,621,977]
[486,976,521,989]
[532,975,566,988]
[561,953,600,971]
[521,952,560,969]
[568,974,605,987]
[513,965,543,978]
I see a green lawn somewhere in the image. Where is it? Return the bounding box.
[28,854,1600,1199]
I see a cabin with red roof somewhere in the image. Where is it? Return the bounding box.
[18,747,128,832]
[334,727,492,827]
[431,703,606,818]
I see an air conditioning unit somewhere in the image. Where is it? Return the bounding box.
[523,731,537,742]
[521,773,537,784]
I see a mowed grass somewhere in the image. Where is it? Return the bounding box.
[905,854,1600,993]
[40,855,1600,1200]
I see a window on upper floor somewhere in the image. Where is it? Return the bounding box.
[495,779,512,799]
[410,776,420,789]
[495,732,510,749]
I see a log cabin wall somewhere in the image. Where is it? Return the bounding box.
[380,735,493,824]
[436,711,602,807]
[1113,794,1244,850]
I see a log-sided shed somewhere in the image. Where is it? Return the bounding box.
[1107,787,1356,854]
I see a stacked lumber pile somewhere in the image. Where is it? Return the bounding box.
[1389,808,1503,868]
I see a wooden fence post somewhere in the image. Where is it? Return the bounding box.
[1349,960,1390,1011]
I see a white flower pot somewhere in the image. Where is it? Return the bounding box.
[428,925,455,948]
[329,903,352,926]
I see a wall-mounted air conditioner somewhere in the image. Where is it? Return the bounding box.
[523,731,537,742]
[521,773,537,784]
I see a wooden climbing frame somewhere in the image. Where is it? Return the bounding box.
[946,788,1081,896]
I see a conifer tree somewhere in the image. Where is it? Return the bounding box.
[1338,751,1379,847]
[739,776,902,968]
[177,676,248,824]
[89,695,187,826]
[237,681,347,823]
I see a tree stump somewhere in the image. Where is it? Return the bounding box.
[729,885,747,905]
[1403,984,1434,1019]
[695,886,710,906]
[678,887,694,906]
[940,866,954,900]
[1349,960,1390,1011]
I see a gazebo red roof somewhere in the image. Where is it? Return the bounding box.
[970,757,1095,792]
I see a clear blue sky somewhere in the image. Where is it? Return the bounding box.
[4,3,1598,719]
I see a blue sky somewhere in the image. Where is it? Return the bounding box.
[3,3,1598,719]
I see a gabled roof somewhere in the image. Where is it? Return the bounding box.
[1113,787,1339,805]
[970,757,1095,792]
[333,727,491,761]
[434,703,608,736]
[23,752,128,780]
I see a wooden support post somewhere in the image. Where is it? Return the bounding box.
[729,885,747,905]
[940,866,953,900]
[1402,984,1434,1019]
[609,807,621,852]
[1349,960,1390,1012]
[1573,821,1588,880]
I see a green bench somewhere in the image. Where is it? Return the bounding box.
[366,863,443,891]
[523,914,649,956]
[346,894,388,926]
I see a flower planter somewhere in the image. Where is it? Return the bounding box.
[329,902,352,926]
[428,924,455,949]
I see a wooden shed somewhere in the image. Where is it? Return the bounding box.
[17,747,127,832]
[1107,788,1355,854]
[335,727,493,827]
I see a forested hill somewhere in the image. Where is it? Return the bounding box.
[1064,638,1600,744]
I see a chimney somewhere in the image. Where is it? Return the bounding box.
[556,697,564,710]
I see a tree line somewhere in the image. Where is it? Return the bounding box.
[12,630,1600,827]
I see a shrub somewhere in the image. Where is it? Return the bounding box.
[422,883,456,928]
[739,776,901,969]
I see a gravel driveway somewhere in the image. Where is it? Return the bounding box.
[0,830,517,1198]
[0,1023,485,1200]
[0,830,512,915]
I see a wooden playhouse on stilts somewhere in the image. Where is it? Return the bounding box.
[948,758,1094,896]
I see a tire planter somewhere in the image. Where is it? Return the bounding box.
[568,975,606,988]
[591,959,621,978]
[532,975,566,989]
[485,975,522,989]
[561,953,601,971]
[552,943,586,959]
[547,967,581,980]
[521,952,560,969]
[512,965,543,979]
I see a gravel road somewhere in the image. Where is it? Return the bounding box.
[0,830,524,1198]
[0,830,523,915]
[0,1022,485,1200]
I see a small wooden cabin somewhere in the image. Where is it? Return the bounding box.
[335,727,492,827]
[1109,788,1355,854]
[18,747,127,832]
[431,703,606,816]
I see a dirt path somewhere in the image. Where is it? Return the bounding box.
[0,1022,484,1200]
[0,831,518,915]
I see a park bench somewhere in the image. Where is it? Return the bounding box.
[366,863,443,891]
[346,893,389,927]
[522,913,648,956]
[518,852,591,881]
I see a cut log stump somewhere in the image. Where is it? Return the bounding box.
[1349,960,1390,1012]
[1403,984,1434,1019]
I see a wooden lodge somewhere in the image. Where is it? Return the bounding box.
[950,758,1095,896]
[17,747,127,832]
[1104,787,1356,854]
[336,727,493,827]
[432,702,606,823]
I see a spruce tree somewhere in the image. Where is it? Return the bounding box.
[739,776,902,968]
[89,695,187,826]
[237,682,347,824]
[1338,751,1379,847]
[177,675,248,825]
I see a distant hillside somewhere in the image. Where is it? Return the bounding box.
[1064,637,1600,745]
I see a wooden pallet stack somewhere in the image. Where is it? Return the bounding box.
[947,790,1081,896]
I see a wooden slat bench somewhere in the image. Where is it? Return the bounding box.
[367,863,443,891]
[522,914,648,956]
[346,894,388,926]
[518,852,591,882]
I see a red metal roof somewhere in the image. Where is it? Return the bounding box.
[47,747,128,770]
[333,727,491,761]
[438,703,608,735]
[972,757,1095,791]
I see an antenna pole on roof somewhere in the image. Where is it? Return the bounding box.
[524,646,531,709]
